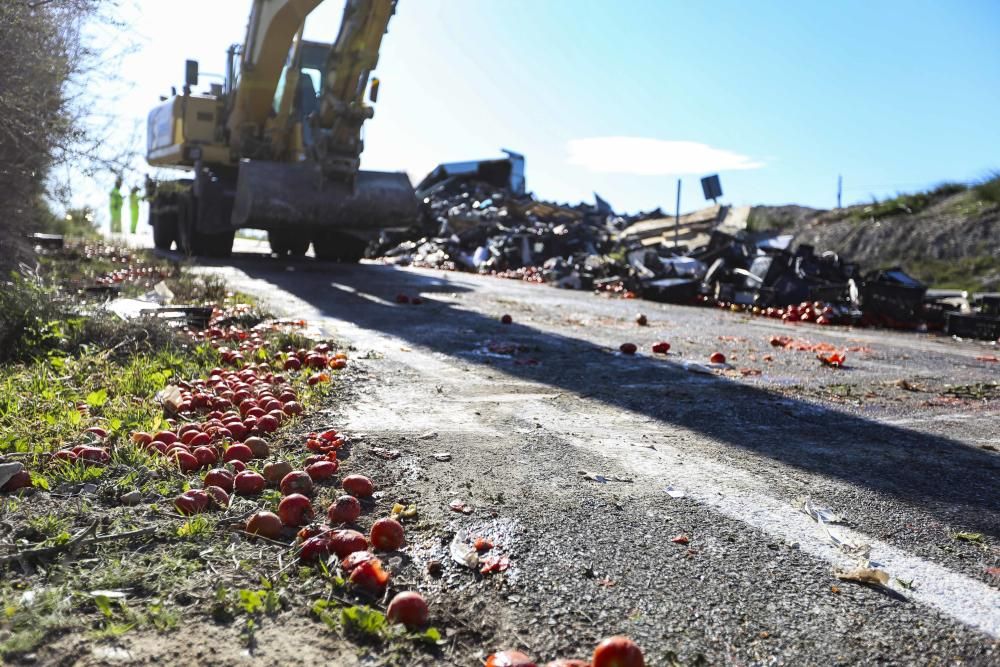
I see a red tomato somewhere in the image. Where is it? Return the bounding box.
[298,536,332,563]
[203,485,230,509]
[233,471,266,496]
[592,636,644,667]
[500,314,513,325]
[651,342,670,354]
[76,447,110,464]
[277,493,314,526]
[341,550,376,572]
[328,529,368,558]
[172,450,200,473]
[193,446,219,468]
[342,474,373,498]
[486,651,537,667]
[130,431,153,446]
[0,470,32,493]
[154,431,178,445]
[174,489,209,515]
[243,437,269,459]
[305,460,338,481]
[709,352,726,364]
[263,460,293,485]
[223,443,253,463]
[327,495,362,524]
[245,511,283,539]
[203,468,235,492]
[369,518,405,551]
[619,343,637,355]
[256,414,279,433]
[546,661,590,667]
[280,471,314,496]
[386,591,428,629]
[348,558,389,593]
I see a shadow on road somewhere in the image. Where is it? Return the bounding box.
[221,257,999,537]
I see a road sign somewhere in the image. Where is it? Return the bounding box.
[701,174,722,202]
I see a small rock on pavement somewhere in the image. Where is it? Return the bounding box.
[119,490,142,506]
[433,452,452,462]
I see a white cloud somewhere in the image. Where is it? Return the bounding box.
[566,136,765,176]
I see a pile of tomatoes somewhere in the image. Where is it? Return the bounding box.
[136,339,434,630]
[699,296,842,326]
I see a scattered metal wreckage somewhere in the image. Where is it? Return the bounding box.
[368,155,998,338]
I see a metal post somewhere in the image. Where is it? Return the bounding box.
[837,174,843,209]
[674,179,681,249]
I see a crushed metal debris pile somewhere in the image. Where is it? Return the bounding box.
[369,152,999,339]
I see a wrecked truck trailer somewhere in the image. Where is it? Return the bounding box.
[414,149,526,199]
[371,151,626,275]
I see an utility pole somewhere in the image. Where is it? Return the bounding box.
[674,179,681,249]
[837,174,843,209]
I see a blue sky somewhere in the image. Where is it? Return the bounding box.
[81,0,1000,223]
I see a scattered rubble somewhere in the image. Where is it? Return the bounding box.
[369,153,998,339]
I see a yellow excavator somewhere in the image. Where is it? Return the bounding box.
[145,0,416,259]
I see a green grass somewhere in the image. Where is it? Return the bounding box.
[905,253,1000,292]
[0,345,217,465]
[0,586,76,655]
[848,182,968,222]
[973,173,1000,205]
[0,243,357,661]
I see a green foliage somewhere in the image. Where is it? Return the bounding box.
[904,253,1000,292]
[0,344,220,461]
[237,586,281,617]
[0,586,75,657]
[145,602,179,632]
[26,513,69,540]
[973,173,1000,205]
[176,516,212,539]
[311,599,444,646]
[341,604,387,636]
[849,181,968,221]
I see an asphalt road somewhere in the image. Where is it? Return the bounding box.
[182,248,998,665]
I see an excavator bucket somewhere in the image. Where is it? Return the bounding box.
[231,160,418,232]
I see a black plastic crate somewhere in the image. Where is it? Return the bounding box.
[945,312,1000,340]
[862,268,927,323]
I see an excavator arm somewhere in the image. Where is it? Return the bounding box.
[312,0,397,182]
[228,0,396,176]
[227,0,325,158]
[228,0,417,233]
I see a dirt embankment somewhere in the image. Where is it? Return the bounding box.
[750,187,1000,291]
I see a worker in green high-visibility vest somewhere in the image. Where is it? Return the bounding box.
[129,186,141,234]
[109,177,123,234]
